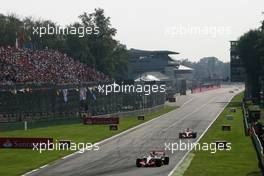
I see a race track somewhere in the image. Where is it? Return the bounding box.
[28,85,242,176]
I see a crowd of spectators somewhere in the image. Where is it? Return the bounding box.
[0,47,109,84]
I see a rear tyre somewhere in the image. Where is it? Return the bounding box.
[179,133,182,138]
[155,159,162,167]
[136,159,142,167]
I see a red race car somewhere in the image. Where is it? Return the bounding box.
[136,150,169,167]
[179,128,197,139]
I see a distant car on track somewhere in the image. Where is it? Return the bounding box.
[136,150,169,167]
[179,128,197,138]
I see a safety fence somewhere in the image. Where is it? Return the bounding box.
[242,102,250,136]
[0,82,166,129]
[242,101,264,172]
[252,128,264,172]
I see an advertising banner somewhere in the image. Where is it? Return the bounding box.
[0,137,53,149]
[83,117,119,125]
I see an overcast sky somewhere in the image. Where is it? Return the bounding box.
[1,0,263,62]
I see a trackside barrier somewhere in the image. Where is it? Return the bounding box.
[242,102,250,136]
[252,128,264,172]
[244,117,251,136]
[242,100,264,173]
[252,128,263,156]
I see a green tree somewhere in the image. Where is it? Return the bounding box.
[0,13,23,47]
[0,9,129,79]
[237,29,262,102]
[79,8,128,77]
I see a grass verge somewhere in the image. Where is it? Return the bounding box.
[0,106,176,176]
[180,92,260,176]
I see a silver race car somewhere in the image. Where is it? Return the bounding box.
[136,150,169,167]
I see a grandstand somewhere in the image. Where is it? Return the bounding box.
[0,47,108,84]
[0,47,166,129]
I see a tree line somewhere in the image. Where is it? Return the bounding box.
[237,20,264,103]
[0,8,129,79]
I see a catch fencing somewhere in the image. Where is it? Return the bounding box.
[0,82,166,130]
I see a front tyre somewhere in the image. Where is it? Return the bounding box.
[164,157,169,165]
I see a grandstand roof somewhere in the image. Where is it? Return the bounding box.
[174,65,194,71]
[130,48,179,55]
[134,71,170,82]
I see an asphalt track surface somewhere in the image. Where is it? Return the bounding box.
[28,85,242,176]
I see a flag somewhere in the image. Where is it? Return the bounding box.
[79,87,87,101]
[15,38,18,48]
[15,32,19,48]
[56,90,60,96]
[62,89,68,102]
[88,87,96,101]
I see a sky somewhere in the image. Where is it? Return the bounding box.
[1,0,264,62]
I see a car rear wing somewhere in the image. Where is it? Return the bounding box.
[151,150,165,154]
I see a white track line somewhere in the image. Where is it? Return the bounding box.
[39,164,49,169]
[62,153,76,159]
[167,91,239,176]
[23,164,49,176]
[22,169,38,176]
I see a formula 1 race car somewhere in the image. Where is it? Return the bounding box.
[136,150,169,167]
[179,128,197,139]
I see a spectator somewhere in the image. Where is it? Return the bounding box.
[0,47,109,84]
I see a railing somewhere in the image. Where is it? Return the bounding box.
[0,81,167,129]
[252,128,264,172]
[252,128,264,156]
[242,102,250,136]
[243,101,264,172]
